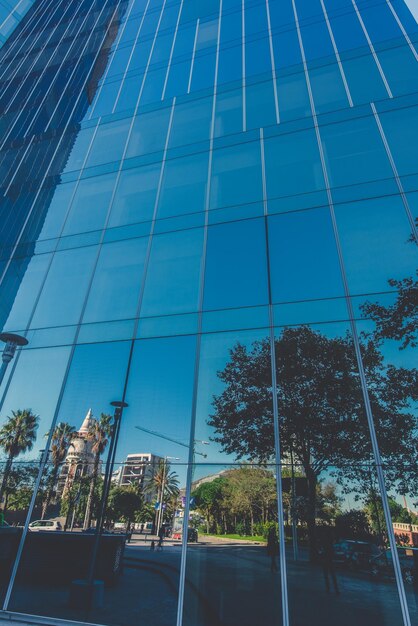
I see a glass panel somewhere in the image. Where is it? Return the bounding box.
[264,126,326,212]
[108,164,161,228]
[6,341,131,621]
[274,321,407,626]
[157,152,209,220]
[268,207,345,304]
[61,173,117,237]
[203,218,268,310]
[141,228,203,317]
[182,329,283,626]
[209,139,263,210]
[0,344,71,602]
[82,237,148,324]
[30,246,98,329]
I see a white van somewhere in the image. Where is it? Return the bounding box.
[28,520,62,532]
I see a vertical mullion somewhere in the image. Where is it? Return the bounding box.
[385,0,418,61]
[242,0,246,131]
[291,1,412,624]
[319,0,353,107]
[111,0,152,113]
[88,0,140,119]
[175,3,223,625]
[351,0,393,98]
[370,102,418,243]
[161,0,184,100]
[187,18,199,94]
[265,0,280,123]
[260,126,290,626]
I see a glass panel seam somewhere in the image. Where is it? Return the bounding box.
[161,0,184,101]
[242,0,246,131]
[88,0,140,119]
[350,0,393,98]
[187,18,199,94]
[260,126,290,626]
[265,0,280,123]
[385,0,418,62]
[319,0,354,107]
[370,102,418,243]
[176,3,223,623]
[111,0,152,113]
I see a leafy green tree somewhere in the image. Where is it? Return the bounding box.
[3,464,40,512]
[226,467,277,536]
[209,328,417,559]
[0,409,39,511]
[83,413,112,530]
[364,495,418,535]
[107,486,143,531]
[41,422,76,519]
[193,477,228,534]
[335,509,372,541]
[362,271,418,349]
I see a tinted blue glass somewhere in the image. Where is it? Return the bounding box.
[83,237,148,323]
[157,151,209,218]
[378,105,418,177]
[141,227,203,316]
[108,163,161,227]
[268,207,345,303]
[125,105,171,158]
[264,127,326,211]
[209,138,263,209]
[61,173,116,236]
[204,217,268,309]
[319,115,393,190]
[30,245,97,328]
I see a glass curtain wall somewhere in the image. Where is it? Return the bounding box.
[0,1,417,626]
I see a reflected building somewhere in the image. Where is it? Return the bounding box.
[56,409,96,496]
[117,452,163,503]
[0,1,417,626]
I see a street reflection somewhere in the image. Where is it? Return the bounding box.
[0,319,416,626]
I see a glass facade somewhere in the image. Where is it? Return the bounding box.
[0,1,417,626]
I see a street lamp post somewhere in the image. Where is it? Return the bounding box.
[0,332,28,387]
[70,401,128,609]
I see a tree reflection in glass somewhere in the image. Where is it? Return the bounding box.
[209,326,417,561]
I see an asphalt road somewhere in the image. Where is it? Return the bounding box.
[6,540,418,626]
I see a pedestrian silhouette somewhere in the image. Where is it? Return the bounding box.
[266,526,279,572]
[319,529,340,594]
[150,540,155,550]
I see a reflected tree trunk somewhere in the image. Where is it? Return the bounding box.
[0,453,14,511]
[83,454,99,530]
[306,467,318,562]
[41,465,59,519]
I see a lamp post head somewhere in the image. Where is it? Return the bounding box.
[0,332,28,364]
[110,400,128,420]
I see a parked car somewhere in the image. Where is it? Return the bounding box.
[369,547,417,584]
[333,540,380,570]
[28,520,62,532]
[172,527,198,543]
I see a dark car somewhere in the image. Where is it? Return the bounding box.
[369,547,417,584]
[333,540,380,570]
[171,527,198,542]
